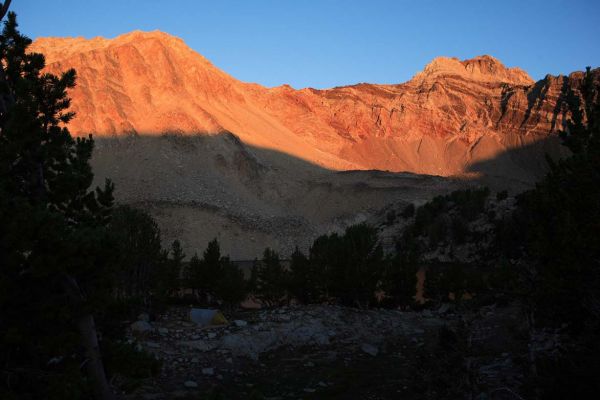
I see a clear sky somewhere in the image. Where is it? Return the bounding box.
[11,0,600,89]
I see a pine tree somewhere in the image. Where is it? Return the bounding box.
[309,232,344,301]
[109,205,162,304]
[505,67,600,397]
[0,6,115,399]
[331,224,384,307]
[215,256,248,310]
[202,238,223,292]
[186,252,203,298]
[382,254,417,308]
[514,67,600,328]
[163,240,185,298]
[289,246,323,304]
[254,248,288,307]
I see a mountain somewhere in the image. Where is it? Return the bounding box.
[31,31,584,176]
[28,31,593,258]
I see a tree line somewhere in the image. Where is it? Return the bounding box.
[109,210,418,312]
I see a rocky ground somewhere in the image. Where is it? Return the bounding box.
[121,304,525,400]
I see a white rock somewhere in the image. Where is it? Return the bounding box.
[208,332,217,339]
[437,303,451,314]
[202,367,215,376]
[361,343,379,356]
[130,320,153,334]
[184,380,198,388]
[233,320,248,327]
[137,313,150,322]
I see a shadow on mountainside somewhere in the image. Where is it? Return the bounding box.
[465,134,569,191]
[90,131,564,259]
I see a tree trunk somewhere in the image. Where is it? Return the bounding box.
[78,313,115,400]
[62,274,115,400]
[526,306,539,400]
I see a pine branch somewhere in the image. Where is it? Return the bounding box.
[0,1,11,21]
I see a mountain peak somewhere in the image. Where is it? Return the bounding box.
[30,30,193,65]
[414,55,533,85]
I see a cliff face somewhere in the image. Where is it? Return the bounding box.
[30,31,590,178]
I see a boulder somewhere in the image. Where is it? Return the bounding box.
[131,320,153,334]
[361,343,379,356]
[137,312,150,322]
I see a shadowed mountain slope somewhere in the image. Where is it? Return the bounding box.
[91,133,467,259]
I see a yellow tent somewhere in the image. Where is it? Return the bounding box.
[189,308,228,327]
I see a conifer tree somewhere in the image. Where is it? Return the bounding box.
[382,253,418,308]
[0,5,115,399]
[202,238,224,291]
[505,67,600,397]
[330,224,384,307]
[186,252,203,298]
[254,248,288,307]
[160,240,185,298]
[110,205,162,304]
[215,256,248,310]
[289,246,323,304]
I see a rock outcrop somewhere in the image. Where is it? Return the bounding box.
[30,31,593,178]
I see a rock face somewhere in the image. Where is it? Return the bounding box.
[30,31,591,177]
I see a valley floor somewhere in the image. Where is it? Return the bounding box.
[122,304,526,400]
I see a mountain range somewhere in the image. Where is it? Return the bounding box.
[28,31,592,258]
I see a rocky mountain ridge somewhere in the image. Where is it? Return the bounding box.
[30,31,589,177]
[27,31,596,258]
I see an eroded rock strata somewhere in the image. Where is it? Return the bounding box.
[31,31,592,178]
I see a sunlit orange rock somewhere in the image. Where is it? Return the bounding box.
[30,31,592,176]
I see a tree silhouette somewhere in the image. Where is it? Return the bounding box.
[289,246,323,304]
[0,6,115,399]
[110,205,162,304]
[254,248,288,307]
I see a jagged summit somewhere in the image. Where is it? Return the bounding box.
[414,55,533,85]
[31,30,217,69]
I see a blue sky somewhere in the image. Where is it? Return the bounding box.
[12,0,600,89]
